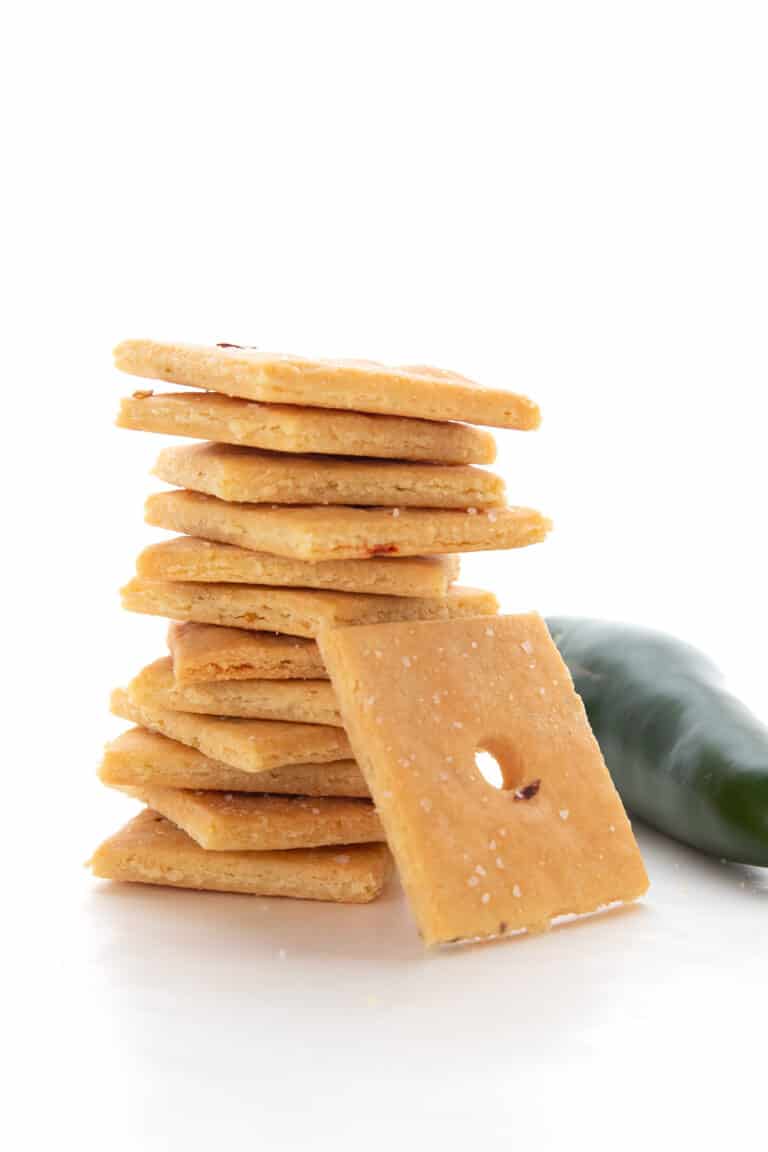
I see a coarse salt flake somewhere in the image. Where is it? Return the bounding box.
[512,884,521,898]
[520,639,533,655]
[419,797,433,813]
[475,864,486,877]
[468,875,479,887]
[559,809,569,821]
[481,892,491,904]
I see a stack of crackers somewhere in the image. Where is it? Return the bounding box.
[91,341,648,944]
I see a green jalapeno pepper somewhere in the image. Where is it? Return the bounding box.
[547,617,768,866]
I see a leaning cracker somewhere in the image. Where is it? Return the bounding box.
[110,688,350,773]
[114,340,541,430]
[117,391,496,465]
[168,625,326,683]
[100,728,370,797]
[138,537,459,598]
[153,443,505,509]
[89,809,391,903]
[119,785,384,851]
[128,657,341,725]
[122,578,498,638]
[319,614,649,946]
[145,489,550,562]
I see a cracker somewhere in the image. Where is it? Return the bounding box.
[153,443,505,509]
[137,537,459,598]
[319,614,649,946]
[114,339,541,430]
[117,391,496,465]
[101,728,370,797]
[110,687,350,773]
[168,625,326,682]
[145,490,551,562]
[128,657,341,725]
[118,785,384,851]
[89,810,392,903]
[122,577,498,638]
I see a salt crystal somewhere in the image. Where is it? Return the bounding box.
[471,640,478,649]
[467,875,479,887]
[452,721,463,729]
[445,755,454,763]
[475,864,486,877]
[608,824,615,833]
[487,511,498,522]
[538,686,546,696]
[512,884,521,898]
[420,797,433,813]
[485,627,495,637]
[402,656,412,668]
[481,892,491,904]
[467,507,478,516]
[392,508,400,518]
[499,827,507,837]
[488,839,496,851]
[496,857,505,869]
[365,695,376,707]
[559,809,569,821]
[520,639,533,655]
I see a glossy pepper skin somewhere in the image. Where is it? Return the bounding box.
[547,617,768,866]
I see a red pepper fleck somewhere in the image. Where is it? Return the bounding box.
[513,779,541,801]
[367,544,399,555]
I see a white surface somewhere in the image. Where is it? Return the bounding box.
[5,2,768,1148]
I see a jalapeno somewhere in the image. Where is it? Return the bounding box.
[547,617,768,866]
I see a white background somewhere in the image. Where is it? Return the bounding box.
[4,3,767,1149]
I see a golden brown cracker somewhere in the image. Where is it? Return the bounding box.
[89,809,391,903]
[319,614,649,946]
[145,489,550,562]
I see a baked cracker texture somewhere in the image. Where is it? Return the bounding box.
[122,577,498,637]
[89,810,392,903]
[114,339,541,429]
[168,624,327,683]
[119,785,384,851]
[145,489,551,561]
[117,391,496,464]
[128,657,341,725]
[110,688,351,773]
[137,536,459,598]
[152,443,505,508]
[100,729,369,797]
[319,614,649,946]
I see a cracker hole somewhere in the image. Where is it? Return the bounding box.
[476,750,504,790]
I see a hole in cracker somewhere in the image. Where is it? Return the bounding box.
[475,750,504,789]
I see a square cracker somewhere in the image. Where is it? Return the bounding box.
[110,688,350,773]
[145,489,550,562]
[319,614,649,946]
[101,728,370,797]
[114,339,541,430]
[118,785,384,851]
[152,443,505,509]
[168,625,327,682]
[89,810,392,903]
[122,577,498,638]
[137,537,460,598]
[128,657,342,726]
[117,391,496,465]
